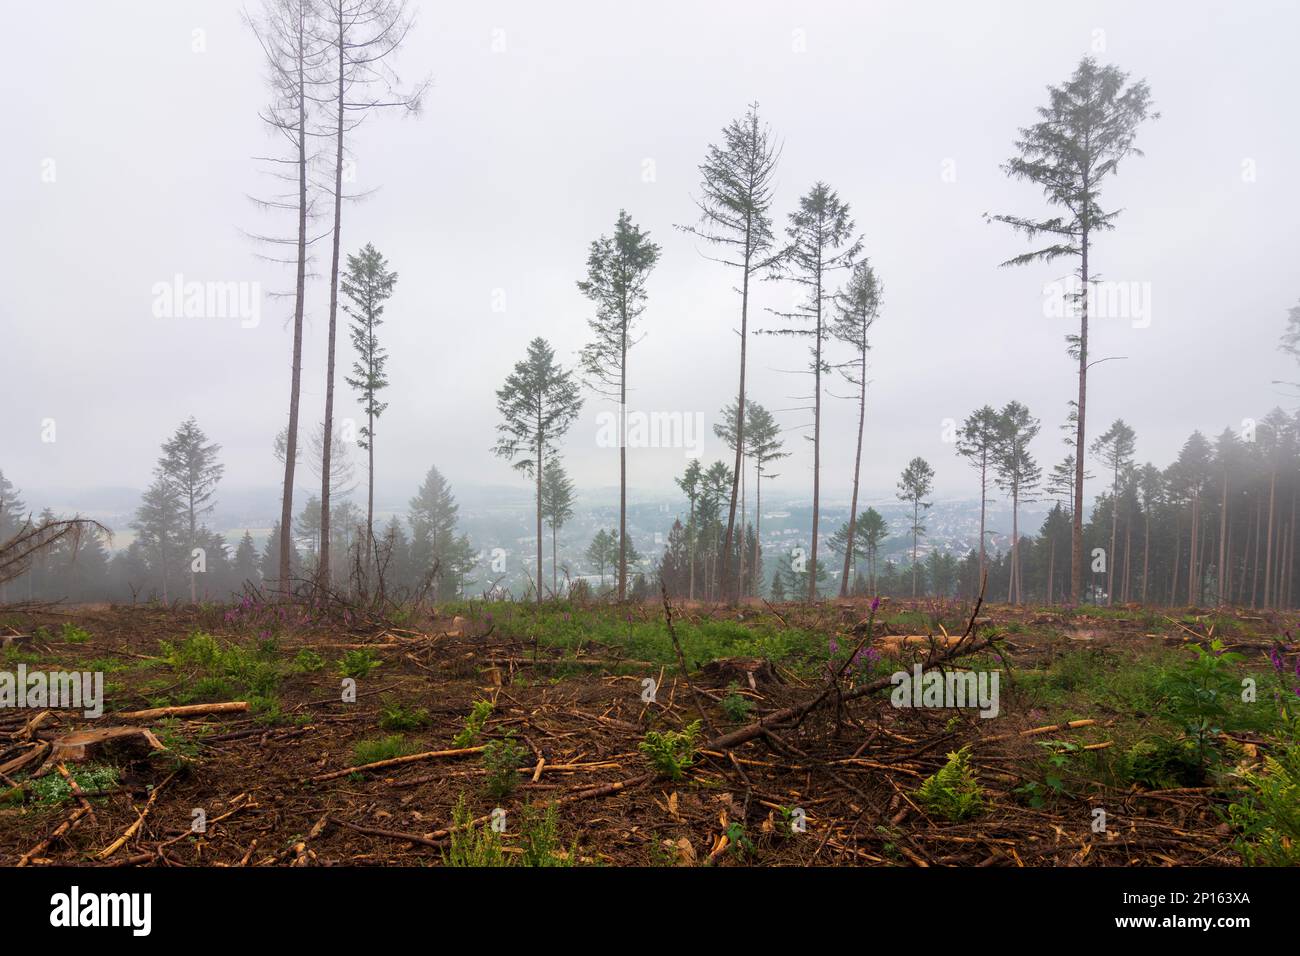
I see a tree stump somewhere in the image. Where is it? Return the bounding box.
[37,727,166,776]
[701,657,782,691]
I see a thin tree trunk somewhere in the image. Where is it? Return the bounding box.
[1217,469,1228,604]
[365,408,374,583]
[1264,468,1277,608]
[809,259,823,604]
[721,233,753,605]
[536,407,543,605]
[1107,463,1118,605]
[1071,223,1089,604]
[912,500,919,598]
[319,10,345,592]
[977,452,988,585]
[279,11,309,597]
[839,352,867,597]
[753,468,762,599]
[1141,513,1150,605]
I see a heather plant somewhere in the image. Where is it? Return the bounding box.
[482,732,527,798]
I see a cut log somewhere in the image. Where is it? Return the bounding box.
[0,633,33,650]
[115,701,248,720]
[39,727,166,774]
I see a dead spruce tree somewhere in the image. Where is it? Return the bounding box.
[493,338,584,605]
[578,211,660,602]
[764,183,862,602]
[678,103,780,603]
[990,56,1156,604]
[247,0,328,596]
[311,0,425,590]
[830,259,881,598]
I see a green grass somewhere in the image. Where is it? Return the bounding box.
[438,601,831,674]
[353,735,415,765]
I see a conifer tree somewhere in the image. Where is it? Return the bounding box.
[493,338,584,605]
[990,57,1157,603]
[578,211,660,602]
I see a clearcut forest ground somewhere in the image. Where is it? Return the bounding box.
[2,595,1297,867]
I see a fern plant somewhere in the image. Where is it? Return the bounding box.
[916,746,984,821]
[639,720,702,780]
[1226,736,1300,866]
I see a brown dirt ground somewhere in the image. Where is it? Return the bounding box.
[0,600,1282,867]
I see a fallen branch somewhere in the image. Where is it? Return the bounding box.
[116,701,249,720]
[96,770,179,860]
[310,745,486,782]
[702,584,995,754]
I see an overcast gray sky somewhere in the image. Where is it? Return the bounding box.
[3,0,1297,513]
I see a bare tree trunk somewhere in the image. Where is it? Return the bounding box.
[365,408,375,584]
[279,12,309,598]
[839,352,867,597]
[1264,468,1277,608]
[617,325,628,603]
[1071,226,1089,604]
[753,467,762,599]
[536,408,543,606]
[1107,463,1118,606]
[721,246,752,605]
[319,9,344,592]
[809,267,823,604]
[1250,497,1262,607]
[911,500,919,598]
[1009,489,1020,604]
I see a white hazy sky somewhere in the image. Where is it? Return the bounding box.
[2,0,1298,510]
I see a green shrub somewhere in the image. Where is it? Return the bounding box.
[639,720,702,780]
[60,623,91,643]
[292,648,326,673]
[916,747,984,821]
[519,803,575,867]
[720,687,754,723]
[1160,640,1245,769]
[1122,737,1204,789]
